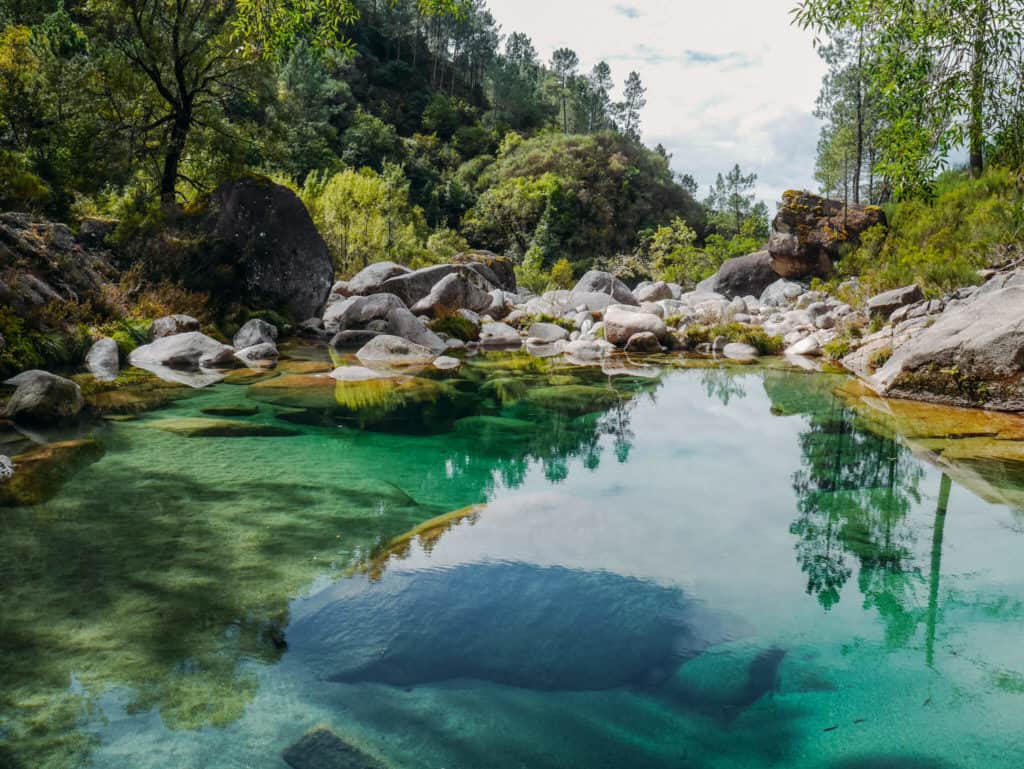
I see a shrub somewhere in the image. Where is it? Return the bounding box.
[836,167,1024,299]
[680,322,783,355]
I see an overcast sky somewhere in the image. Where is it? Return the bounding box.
[485,0,827,206]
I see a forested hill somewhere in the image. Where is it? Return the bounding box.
[1,0,772,292]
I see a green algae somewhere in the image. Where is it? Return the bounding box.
[525,384,624,415]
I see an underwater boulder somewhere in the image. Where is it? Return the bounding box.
[0,439,104,506]
[288,561,739,691]
[283,729,384,769]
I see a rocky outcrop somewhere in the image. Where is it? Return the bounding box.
[201,178,334,319]
[0,213,117,318]
[870,282,1024,411]
[3,370,84,424]
[699,251,778,299]
[450,250,517,292]
[768,191,886,279]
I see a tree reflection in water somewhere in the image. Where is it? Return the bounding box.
[789,396,924,612]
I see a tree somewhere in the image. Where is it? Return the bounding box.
[814,28,883,204]
[793,0,1024,198]
[90,0,360,205]
[617,70,646,140]
[704,163,759,237]
[549,47,579,134]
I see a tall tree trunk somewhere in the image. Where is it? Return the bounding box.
[853,32,864,204]
[160,116,189,205]
[968,0,988,178]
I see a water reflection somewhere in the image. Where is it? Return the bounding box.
[2,356,1024,769]
[788,397,923,610]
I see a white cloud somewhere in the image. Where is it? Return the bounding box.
[485,0,827,205]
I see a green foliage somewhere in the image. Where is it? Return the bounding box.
[462,131,700,269]
[548,258,574,289]
[822,337,852,361]
[681,322,784,355]
[837,167,1024,297]
[301,164,428,274]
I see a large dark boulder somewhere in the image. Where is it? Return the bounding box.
[200,178,334,320]
[768,191,886,279]
[700,250,778,299]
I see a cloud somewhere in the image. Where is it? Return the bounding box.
[486,0,828,203]
[681,49,754,69]
[612,4,642,18]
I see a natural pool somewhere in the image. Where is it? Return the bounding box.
[1,350,1023,769]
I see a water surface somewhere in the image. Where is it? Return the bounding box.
[1,353,1022,769]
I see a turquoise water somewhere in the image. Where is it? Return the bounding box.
[1,352,1023,769]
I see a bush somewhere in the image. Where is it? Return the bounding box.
[681,322,783,355]
[837,167,1024,299]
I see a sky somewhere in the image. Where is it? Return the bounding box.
[485,0,828,206]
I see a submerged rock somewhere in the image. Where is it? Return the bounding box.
[288,561,738,691]
[146,417,299,438]
[525,384,622,415]
[0,439,104,506]
[3,370,83,424]
[200,405,260,417]
[282,729,384,769]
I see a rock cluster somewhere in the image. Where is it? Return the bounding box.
[844,269,1024,412]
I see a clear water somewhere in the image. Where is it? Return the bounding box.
[1,352,1023,769]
